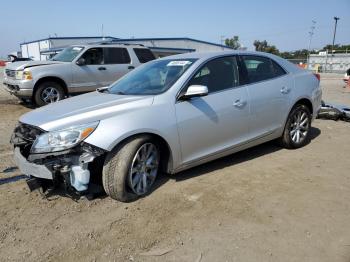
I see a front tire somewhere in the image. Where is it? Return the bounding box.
[279,104,312,149]
[102,136,160,202]
[34,81,65,106]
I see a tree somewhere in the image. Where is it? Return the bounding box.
[225,36,241,49]
[253,40,280,55]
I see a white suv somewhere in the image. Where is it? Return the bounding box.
[3,43,155,106]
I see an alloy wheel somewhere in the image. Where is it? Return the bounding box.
[128,143,159,195]
[290,110,310,144]
[41,87,60,103]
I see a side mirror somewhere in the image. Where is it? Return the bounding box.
[180,85,208,100]
[76,57,86,66]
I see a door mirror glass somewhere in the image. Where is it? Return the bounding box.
[76,57,86,66]
[181,85,208,100]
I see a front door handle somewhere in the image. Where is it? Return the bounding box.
[280,86,290,94]
[98,67,106,71]
[233,99,246,108]
[128,65,135,70]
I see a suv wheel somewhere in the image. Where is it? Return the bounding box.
[34,81,65,106]
[279,104,311,149]
[102,135,160,202]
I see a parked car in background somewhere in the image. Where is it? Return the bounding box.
[7,55,33,63]
[11,51,322,202]
[3,44,155,106]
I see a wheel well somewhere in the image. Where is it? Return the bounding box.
[295,98,313,115]
[33,77,68,98]
[114,133,173,173]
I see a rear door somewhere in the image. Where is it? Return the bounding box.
[175,56,252,165]
[240,55,291,137]
[102,47,133,86]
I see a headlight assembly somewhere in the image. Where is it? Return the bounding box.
[15,70,23,80]
[31,122,99,153]
[15,70,32,80]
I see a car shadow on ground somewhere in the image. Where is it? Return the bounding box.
[2,127,320,202]
[158,127,321,184]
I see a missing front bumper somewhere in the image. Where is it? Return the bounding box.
[13,143,106,194]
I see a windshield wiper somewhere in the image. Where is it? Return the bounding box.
[115,91,126,95]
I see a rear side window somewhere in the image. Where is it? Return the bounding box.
[188,56,240,93]
[103,48,131,64]
[241,56,286,83]
[134,48,156,63]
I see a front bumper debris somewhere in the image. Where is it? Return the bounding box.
[14,147,53,179]
[317,101,350,122]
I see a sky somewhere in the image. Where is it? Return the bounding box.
[0,0,349,58]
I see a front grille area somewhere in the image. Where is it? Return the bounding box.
[5,69,16,78]
[11,122,44,158]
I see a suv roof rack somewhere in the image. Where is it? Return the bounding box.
[87,40,145,47]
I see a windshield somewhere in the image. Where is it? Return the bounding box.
[108,58,197,95]
[51,46,84,62]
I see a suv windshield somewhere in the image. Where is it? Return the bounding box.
[51,46,84,62]
[108,58,197,95]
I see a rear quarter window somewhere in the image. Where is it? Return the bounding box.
[133,48,156,63]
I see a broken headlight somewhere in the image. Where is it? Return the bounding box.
[30,122,99,153]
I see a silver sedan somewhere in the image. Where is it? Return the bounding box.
[12,51,322,202]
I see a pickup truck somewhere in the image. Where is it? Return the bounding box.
[3,43,155,106]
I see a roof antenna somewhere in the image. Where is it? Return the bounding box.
[101,24,105,40]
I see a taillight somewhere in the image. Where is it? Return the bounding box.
[313,73,320,81]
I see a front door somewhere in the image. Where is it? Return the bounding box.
[175,56,252,165]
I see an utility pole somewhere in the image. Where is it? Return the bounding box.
[331,17,340,56]
[307,20,316,70]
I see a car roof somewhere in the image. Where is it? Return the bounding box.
[159,50,300,74]
[159,50,282,60]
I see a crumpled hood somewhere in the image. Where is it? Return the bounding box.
[6,60,65,70]
[20,92,154,131]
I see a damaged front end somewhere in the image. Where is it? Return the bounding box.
[11,122,106,198]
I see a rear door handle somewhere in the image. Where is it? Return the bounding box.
[280,86,290,94]
[128,65,135,70]
[233,99,246,108]
[98,67,106,71]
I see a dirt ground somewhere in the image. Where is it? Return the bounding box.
[0,69,350,262]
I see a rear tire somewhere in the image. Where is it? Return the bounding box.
[102,135,160,202]
[34,81,65,106]
[278,104,311,149]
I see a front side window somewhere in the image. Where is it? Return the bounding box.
[104,48,131,64]
[241,55,285,83]
[188,56,239,93]
[107,58,197,95]
[81,48,103,65]
[51,46,84,62]
[134,48,156,63]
